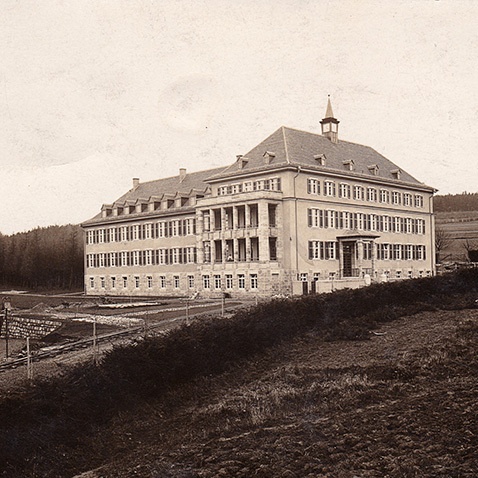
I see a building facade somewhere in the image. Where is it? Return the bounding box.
[82,100,436,298]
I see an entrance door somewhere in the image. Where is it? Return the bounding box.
[342,241,355,277]
[302,281,309,295]
[310,280,317,294]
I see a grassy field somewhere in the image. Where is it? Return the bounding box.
[436,211,478,262]
[1,270,477,477]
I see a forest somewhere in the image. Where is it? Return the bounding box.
[434,191,478,212]
[0,225,84,290]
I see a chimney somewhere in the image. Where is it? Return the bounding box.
[179,168,187,183]
[132,178,140,190]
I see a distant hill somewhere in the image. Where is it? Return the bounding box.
[434,192,478,212]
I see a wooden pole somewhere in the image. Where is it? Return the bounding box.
[26,336,33,380]
[93,317,98,365]
[4,309,8,359]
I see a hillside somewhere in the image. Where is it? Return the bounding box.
[82,308,477,478]
[1,270,477,477]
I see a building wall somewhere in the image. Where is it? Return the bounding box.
[83,167,435,298]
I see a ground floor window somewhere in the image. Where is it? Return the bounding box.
[214,274,222,289]
[100,277,105,289]
[238,274,245,289]
[147,276,153,288]
[188,275,195,288]
[122,276,128,288]
[250,274,258,289]
[111,276,116,289]
[225,274,233,289]
[173,275,180,288]
[159,276,166,288]
[203,275,210,289]
[90,277,95,289]
[134,276,140,288]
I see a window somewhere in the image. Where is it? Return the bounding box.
[203,275,210,289]
[363,242,372,260]
[307,178,320,195]
[188,275,195,289]
[403,193,412,206]
[298,273,308,282]
[122,276,128,288]
[89,277,95,289]
[147,276,153,288]
[269,237,277,261]
[250,274,258,289]
[339,183,351,199]
[392,191,401,205]
[238,274,245,289]
[380,189,390,203]
[111,276,116,289]
[367,187,377,202]
[159,276,166,288]
[415,194,424,208]
[173,275,180,288]
[225,274,233,289]
[100,277,105,288]
[214,274,222,289]
[324,180,336,197]
[134,276,140,288]
[308,241,338,260]
[393,244,401,260]
[268,204,277,227]
[353,185,365,201]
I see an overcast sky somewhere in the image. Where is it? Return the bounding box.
[1,0,477,235]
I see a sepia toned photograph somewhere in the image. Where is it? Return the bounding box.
[1,1,477,476]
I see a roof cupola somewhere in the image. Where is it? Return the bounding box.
[320,95,339,144]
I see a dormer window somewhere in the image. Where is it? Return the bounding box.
[314,153,326,166]
[391,168,402,180]
[263,151,275,164]
[343,160,354,171]
[238,156,249,169]
[368,164,379,176]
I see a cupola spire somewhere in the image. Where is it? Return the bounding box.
[320,95,340,143]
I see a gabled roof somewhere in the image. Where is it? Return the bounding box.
[82,166,226,225]
[114,166,226,203]
[208,126,425,186]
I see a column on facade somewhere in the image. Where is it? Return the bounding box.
[257,201,269,262]
[233,238,239,262]
[371,241,377,277]
[338,241,344,279]
[211,238,216,263]
[221,207,227,231]
[246,237,251,262]
[357,239,364,274]
[232,206,238,231]
[197,210,204,234]
[210,208,215,231]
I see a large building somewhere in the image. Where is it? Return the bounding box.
[82,100,436,298]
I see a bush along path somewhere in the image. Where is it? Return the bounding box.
[1,269,478,477]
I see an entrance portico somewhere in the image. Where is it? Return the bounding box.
[336,231,380,279]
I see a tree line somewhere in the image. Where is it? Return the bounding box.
[0,225,84,290]
[434,192,478,212]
